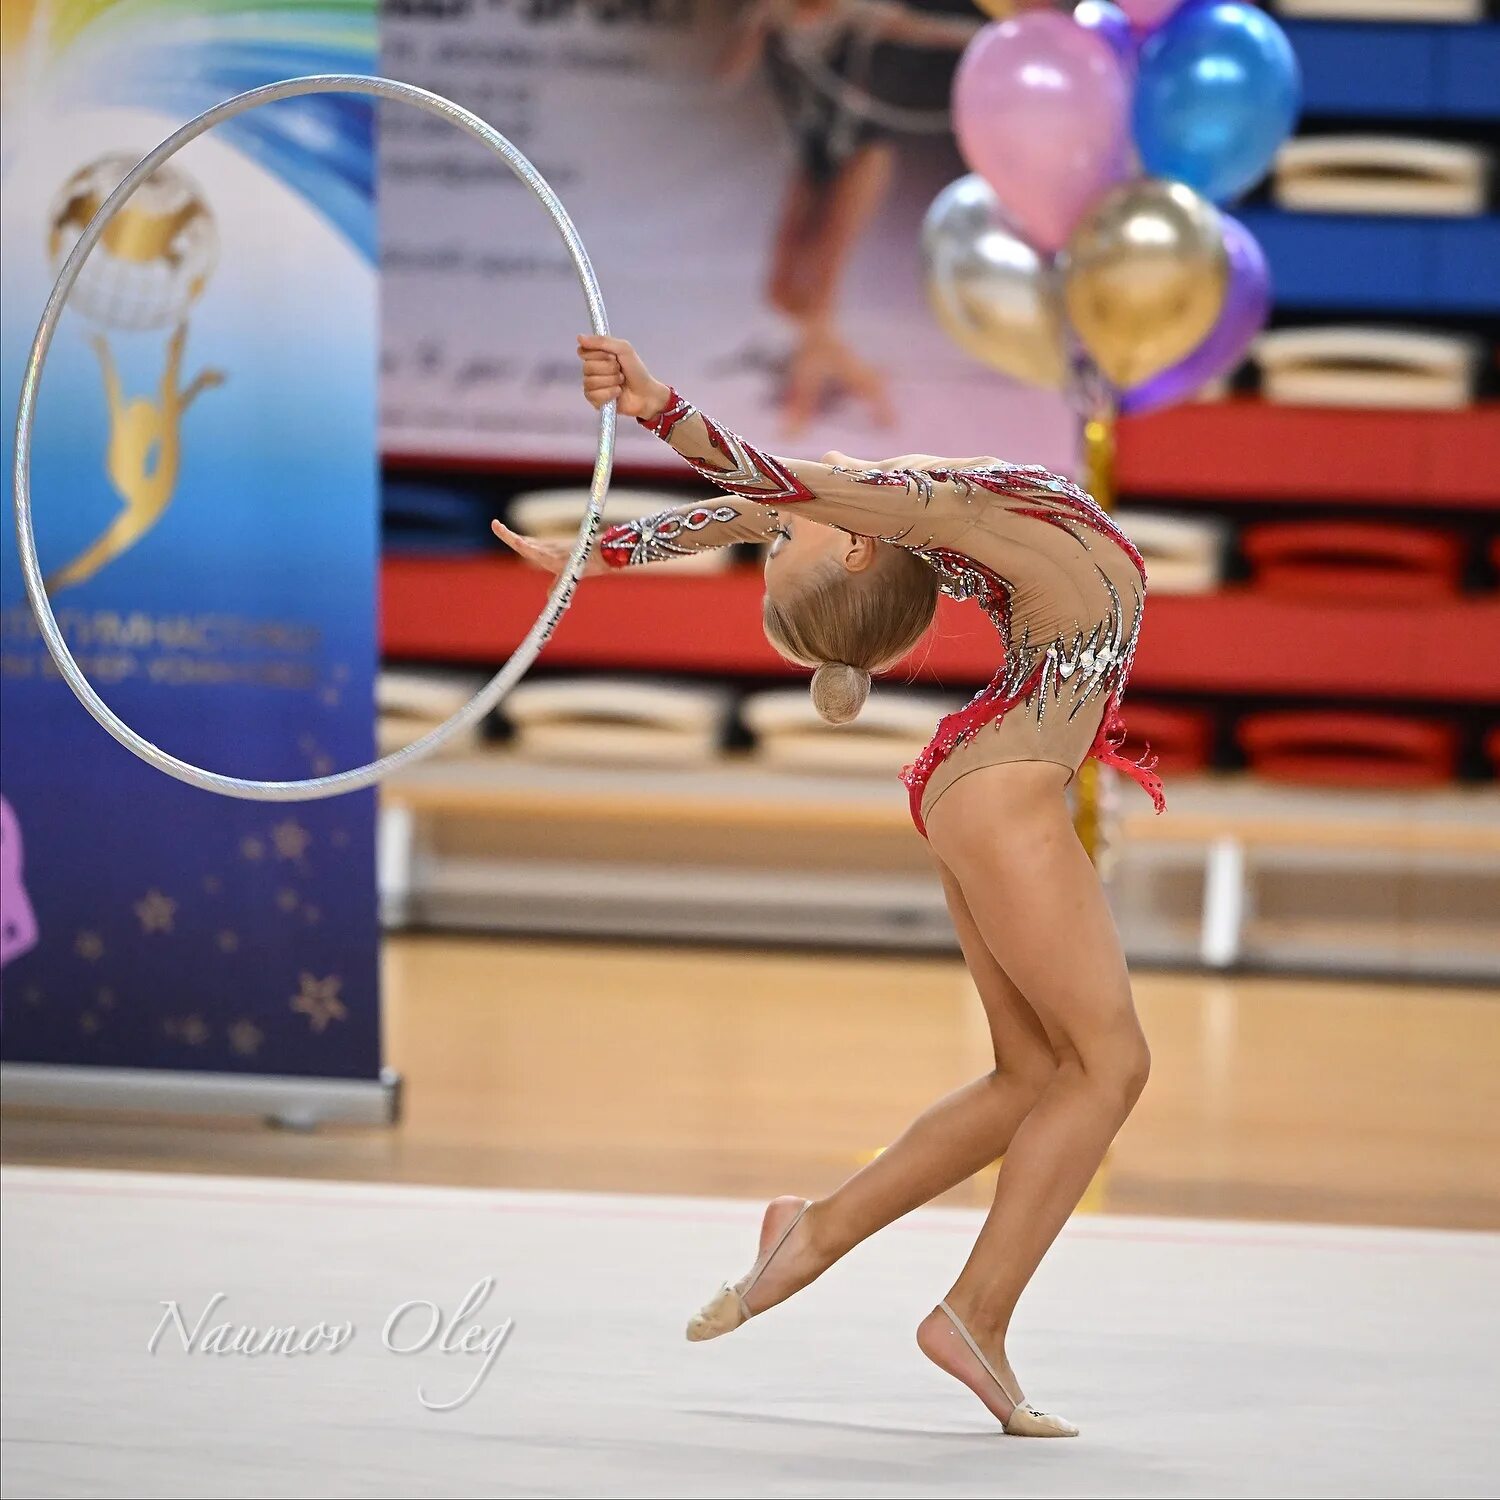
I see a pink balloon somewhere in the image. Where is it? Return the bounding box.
[1114,0,1186,32]
[953,14,1131,256]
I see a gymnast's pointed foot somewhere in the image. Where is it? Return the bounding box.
[916,1302,1079,1437]
[686,1195,822,1342]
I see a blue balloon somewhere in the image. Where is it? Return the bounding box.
[1133,1,1301,203]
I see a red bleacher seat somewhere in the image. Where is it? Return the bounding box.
[1239,710,1458,788]
[1242,522,1463,601]
[1117,702,1214,774]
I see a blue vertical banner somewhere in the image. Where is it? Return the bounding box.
[0,2,382,1091]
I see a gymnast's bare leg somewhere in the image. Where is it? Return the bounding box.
[914,763,1148,1431]
[781,144,897,434]
[696,763,1149,1434]
[766,165,823,320]
[723,838,1058,1313]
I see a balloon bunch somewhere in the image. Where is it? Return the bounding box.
[927,0,1299,416]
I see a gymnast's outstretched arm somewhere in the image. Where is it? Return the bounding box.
[577,335,975,554]
[491,495,784,575]
[597,496,784,569]
[867,2,982,50]
[567,337,1145,619]
[715,0,772,84]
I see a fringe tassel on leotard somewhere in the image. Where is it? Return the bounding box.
[1088,697,1167,814]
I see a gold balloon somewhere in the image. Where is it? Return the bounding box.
[1061,180,1230,390]
[973,0,1062,15]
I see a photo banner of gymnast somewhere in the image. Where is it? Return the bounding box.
[0,2,389,1121]
[380,0,1086,477]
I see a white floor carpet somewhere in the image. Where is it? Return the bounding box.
[2,1167,1495,1498]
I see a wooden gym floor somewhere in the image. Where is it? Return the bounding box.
[3,935,1497,1232]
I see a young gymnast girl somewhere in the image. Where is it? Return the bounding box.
[492,334,1165,1438]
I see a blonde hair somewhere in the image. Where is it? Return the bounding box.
[762,545,940,725]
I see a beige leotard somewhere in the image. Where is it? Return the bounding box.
[599,390,1163,833]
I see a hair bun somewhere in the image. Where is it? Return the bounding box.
[810,662,871,725]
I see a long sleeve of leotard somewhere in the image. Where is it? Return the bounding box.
[597,389,977,569]
[601,389,1147,659]
[598,495,784,568]
[598,389,1163,821]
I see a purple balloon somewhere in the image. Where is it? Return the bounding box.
[1074,0,1136,66]
[1116,0,1188,32]
[1119,213,1269,415]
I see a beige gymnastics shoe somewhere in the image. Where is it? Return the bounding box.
[686,1196,811,1342]
[917,1300,1079,1437]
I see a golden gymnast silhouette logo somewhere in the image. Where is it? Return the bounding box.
[44,154,224,595]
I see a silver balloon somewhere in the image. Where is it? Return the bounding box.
[922,175,1069,391]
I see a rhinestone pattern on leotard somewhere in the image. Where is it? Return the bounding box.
[891,499,1150,828]
[846,462,1146,579]
[600,503,746,568]
[640,389,815,505]
[626,394,1165,831]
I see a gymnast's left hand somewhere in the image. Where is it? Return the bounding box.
[490,520,609,577]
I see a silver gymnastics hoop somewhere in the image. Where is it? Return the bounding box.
[11,74,616,803]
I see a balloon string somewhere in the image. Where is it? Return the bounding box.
[1082,410,1116,513]
[1073,378,1118,866]
[1064,345,1116,428]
